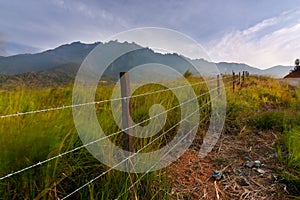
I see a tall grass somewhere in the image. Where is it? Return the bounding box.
[226,76,300,195]
[0,78,211,199]
[282,127,300,168]
[1,75,299,199]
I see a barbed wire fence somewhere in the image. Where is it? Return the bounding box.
[0,71,249,199]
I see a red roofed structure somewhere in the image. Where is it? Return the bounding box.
[284,59,300,78]
[283,59,300,87]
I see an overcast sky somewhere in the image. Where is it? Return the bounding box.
[1,0,300,69]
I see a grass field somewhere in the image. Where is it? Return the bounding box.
[0,75,299,199]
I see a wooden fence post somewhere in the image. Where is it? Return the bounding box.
[238,72,241,85]
[232,71,235,92]
[119,73,136,198]
[242,71,245,86]
[217,74,220,97]
[120,72,134,153]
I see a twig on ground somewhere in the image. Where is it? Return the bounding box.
[214,180,220,200]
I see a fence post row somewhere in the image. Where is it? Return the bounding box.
[120,71,250,152]
[224,71,249,92]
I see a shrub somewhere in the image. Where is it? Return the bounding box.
[248,111,285,132]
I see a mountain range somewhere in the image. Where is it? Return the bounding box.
[0,41,293,89]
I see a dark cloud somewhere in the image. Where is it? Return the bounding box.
[0,0,299,55]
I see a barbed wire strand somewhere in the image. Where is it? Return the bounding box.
[0,76,232,119]
[0,85,223,181]
[62,109,211,200]
[115,115,211,200]
[62,80,230,199]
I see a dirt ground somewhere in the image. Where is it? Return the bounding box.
[168,130,292,200]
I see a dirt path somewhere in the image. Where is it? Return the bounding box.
[168,130,288,199]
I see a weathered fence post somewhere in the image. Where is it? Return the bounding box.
[217,74,220,97]
[242,71,245,86]
[232,71,235,92]
[120,72,134,153]
[238,72,241,85]
[120,72,136,198]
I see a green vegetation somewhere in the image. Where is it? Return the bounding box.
[226,76,300,196]
[0,75,300,199]
[0,78,211,199]
[183,70,192,78]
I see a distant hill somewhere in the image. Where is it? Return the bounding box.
[263,65,293,78]
[0,42,41,56]
[0,41,100,74]
[215,63,292,78]
[0,62,116,89]
[0,63,79,89]
[0,41,294,88]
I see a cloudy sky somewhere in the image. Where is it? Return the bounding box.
[1,0,300,69]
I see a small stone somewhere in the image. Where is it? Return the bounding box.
[212,170,223,180]
[245,161,254,168]
[244,156,250,162]
[256,168,265,174]
[254,160,261,168]
[238,177,250,186]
